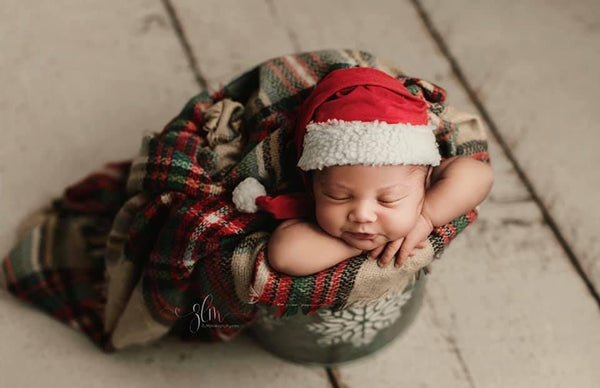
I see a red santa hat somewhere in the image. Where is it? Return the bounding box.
[232,67,440,219]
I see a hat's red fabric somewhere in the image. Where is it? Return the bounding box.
[257,67,428,220]
[294,67,428,171]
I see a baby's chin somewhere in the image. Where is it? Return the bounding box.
[341,234,386,251]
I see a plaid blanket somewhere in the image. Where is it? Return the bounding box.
[0,49,489,351]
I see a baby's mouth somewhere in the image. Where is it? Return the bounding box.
[346,232,377,240]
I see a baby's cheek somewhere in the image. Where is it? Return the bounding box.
[386,211,419,238]
[314,205,342,236]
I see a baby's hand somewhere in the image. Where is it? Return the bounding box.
[366,214,433,268]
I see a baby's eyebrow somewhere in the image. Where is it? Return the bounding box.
[323,182,352,190]
[378,182,411,193]
[325,182,410,193]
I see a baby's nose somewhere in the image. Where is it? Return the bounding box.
[348,201,377,223]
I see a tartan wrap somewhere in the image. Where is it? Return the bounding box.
[0,49,489,351]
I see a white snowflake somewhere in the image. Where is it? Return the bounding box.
[253,307,285,331]
[306,288,414,348]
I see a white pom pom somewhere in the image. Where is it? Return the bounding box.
[232,177,267,213]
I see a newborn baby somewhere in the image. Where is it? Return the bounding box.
[268,156,491,276]
[232,67,493,276]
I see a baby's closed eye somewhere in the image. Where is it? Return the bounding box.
[378,196,410,206]
[379,198,402,204]
[324,193,350,201]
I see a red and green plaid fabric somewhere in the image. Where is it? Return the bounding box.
[1,49,488,351]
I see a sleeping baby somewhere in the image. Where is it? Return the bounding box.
[232,67,493,276]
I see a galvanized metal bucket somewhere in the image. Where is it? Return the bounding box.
[247,276,426,366]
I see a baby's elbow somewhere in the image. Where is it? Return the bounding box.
[267,242,289,274]
[267,233,299,275]
[481,162,495,192]
[267,238,315,276]
[267,251,306,276]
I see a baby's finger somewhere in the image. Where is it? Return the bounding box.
[395,240,416,267]
[367,245,385,260]
[378,238,403,267]
[415,241,427,249]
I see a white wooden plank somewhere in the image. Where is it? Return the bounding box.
[273,0,454,85]
[172,0,296,90]
[264,1,600,386]
[0,1,327,387]
[0,289,327,387]
[420,0,600,291]
[0,0,198,254]
[334,295,475,387]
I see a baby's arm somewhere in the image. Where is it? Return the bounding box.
[373,156,493,267]
[422,156,494,227]
[267,219,363,276]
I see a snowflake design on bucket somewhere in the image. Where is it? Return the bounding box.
[254,307,285,331]
[306,288,414,347]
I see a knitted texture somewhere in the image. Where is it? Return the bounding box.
[1,49,489,351]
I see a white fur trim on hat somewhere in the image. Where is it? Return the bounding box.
[297,119,441,170]
[232,177,266,213]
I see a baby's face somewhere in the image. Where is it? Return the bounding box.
[312,164,428,251]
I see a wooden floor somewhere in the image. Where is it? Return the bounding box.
[1,1,599,387]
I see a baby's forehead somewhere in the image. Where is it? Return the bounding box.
[314,164,425,178]
[312,164,427,187]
